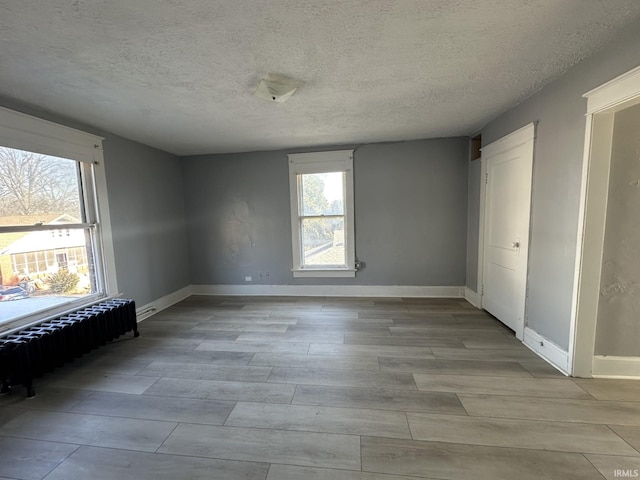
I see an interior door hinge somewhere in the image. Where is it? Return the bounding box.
[485,172,488,184]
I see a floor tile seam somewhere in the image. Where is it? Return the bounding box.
[87,444,273,468]
[403,430,640,457]
[309,350,439,360]
[382,368,533,378]
[514,363,546,378]
[403,411,415,441]
[154,421,181,454]
[145,376,298,389]
[249,363,383,372]
[139,375,162,394]
[414,355,537,362]
[0,403,97,416]
[233,399,454,418]
[359,435,629,456]
[4,408,182,427]
[198,339,310,345]
[140,389,258,402]
[273,355,428,374]
[137,363,273,373]
[63,406,233,426]
[1,388,99,411]
[454,393,470,416]
[0,432,166,453]
[0,432,81,453]
[455,410,640,427]
[582,453,619,480]
[293,383,458,396]
[604,424,640,455]
[266,365,417,376]
[29,385,157,397]
[69,361,155,377]
[290,400,465,416]
[413,387,605,400]
[267,380,419,391]
[457,392,640,406]
[250,351,390,360]
[208,419,411,439]
[135,374,273,384]
[149,447,362,472]
[570,393,640,404]
[39,443,81,480]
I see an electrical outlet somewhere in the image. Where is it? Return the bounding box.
[245,276,252,282]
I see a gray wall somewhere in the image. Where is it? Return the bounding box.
[182,138,469,286]
[0,96,191,306]
[479,22,640,350]
[466,159,481,293]
[595,103,640,356]
[102,136,191,306]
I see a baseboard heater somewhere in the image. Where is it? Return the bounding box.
[0,298,139,398]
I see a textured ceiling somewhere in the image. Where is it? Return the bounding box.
[1,1,639,155]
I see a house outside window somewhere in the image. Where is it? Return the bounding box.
[288,150,356,278]
[0,107,117,333]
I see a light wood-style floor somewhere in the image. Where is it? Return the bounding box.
[1,296,639,480]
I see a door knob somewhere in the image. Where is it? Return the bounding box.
[512,241,520,249]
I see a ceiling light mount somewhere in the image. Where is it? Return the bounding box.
[253,77,298,103]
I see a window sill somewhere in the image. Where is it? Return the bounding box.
[292,268,356,278]
[0,293,111,336]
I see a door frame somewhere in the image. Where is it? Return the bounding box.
[569,65,640,377]
[477,123,535,341]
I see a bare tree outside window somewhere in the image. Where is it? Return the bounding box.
[0,147,80,219]
[0,145,96,325]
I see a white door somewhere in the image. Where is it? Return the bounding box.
[481,124,534,340]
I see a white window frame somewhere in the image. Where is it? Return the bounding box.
[0,106,118,334]
[288,149,356,278]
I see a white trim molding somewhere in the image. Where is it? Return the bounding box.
[136,286,193,322]
[523,327,570,376]
[464,288,481,308]
[0,106,103,161]
[583,65,640,114]
[0,106,118,329]
[192,284,465,298]
[291,268,356,278]
[288,149,356,278]
[480,123,536,157]
[570,64,640,377]
[592,356,640,379]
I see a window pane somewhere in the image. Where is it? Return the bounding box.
[301,172,344,216]
[0,146,83,226]
[302,217,345,266]
[0,229,97,322]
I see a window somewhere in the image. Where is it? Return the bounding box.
[288,150,356,277]
[0,107,116,333]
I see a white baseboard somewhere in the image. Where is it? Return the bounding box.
[592,355,640,379]
[136,285,193,321]
[464,287,481,308]
[136,284,468,320]
[191,284,465,298]
[523,327,570,375]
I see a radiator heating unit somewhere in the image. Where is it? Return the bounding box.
[0,298,138,397]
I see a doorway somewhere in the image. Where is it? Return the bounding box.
[571,65,640,378]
